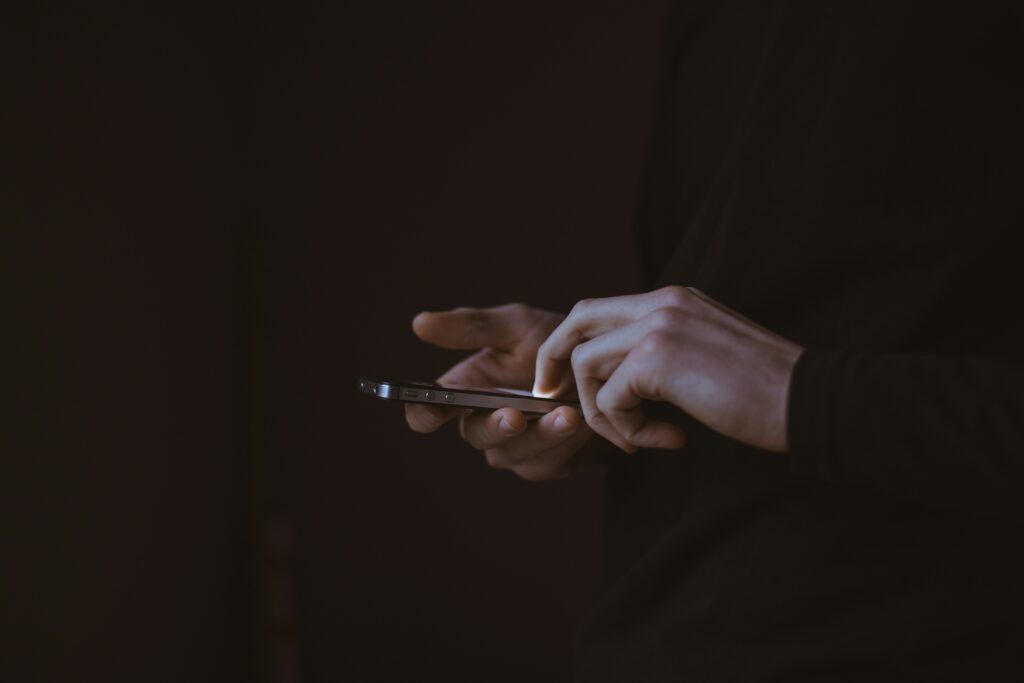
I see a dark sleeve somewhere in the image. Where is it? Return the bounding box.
[787,348,1024,522]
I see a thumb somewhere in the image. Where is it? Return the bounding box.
[412,305,522,351]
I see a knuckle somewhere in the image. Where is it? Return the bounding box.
[658,285,692,309]
[647,306,685,330]
[570,298,593,316]
[570,343,588,372]
[455,307,485,328]
[476,348,499,365]
[618,422,640,445]
[503,302,529,318]
[583,409,606,432]
[639,330,675,358]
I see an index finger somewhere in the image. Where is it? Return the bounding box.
[412,303,528,351]
[533,289,685,396]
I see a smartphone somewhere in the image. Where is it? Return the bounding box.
[357,378,579,415]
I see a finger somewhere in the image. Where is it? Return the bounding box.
[407,370,510,432]
[404,352,496,433]
[570,314,672,383]
[406,403,465,434]
[412,303,527,351]
[574,373,634,453]
[533,289,687,396]
[568,311,687,452]
[596,355,686,450]
[486,406,584,464]
[574,373,603,435]
[459,408,527,450]
[569,332,634,448]
[530,361,576,401]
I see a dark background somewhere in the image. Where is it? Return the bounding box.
[3,2,667,680]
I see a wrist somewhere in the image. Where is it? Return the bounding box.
[767,344,805,453]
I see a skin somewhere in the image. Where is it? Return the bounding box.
[409,287,805,481]
[404,303,607,481]
[535,286,805,457]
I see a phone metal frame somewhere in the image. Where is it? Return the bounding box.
[357,378,578,415]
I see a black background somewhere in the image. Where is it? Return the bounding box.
[2,2,668,680]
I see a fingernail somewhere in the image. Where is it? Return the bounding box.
[553,414,577,434]
[499,418,520,436]
[532,382,555,399]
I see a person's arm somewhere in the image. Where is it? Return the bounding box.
[788,348,1024,522]
[534,286,1024,521]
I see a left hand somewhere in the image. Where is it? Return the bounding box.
[533,286,805,453]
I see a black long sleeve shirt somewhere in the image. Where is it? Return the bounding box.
[575,2,1024,680]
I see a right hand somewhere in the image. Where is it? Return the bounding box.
[405,303,599,481]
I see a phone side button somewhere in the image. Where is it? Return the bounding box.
[423,391,434,401]
[403,390,419,398]
[444,393,454,402]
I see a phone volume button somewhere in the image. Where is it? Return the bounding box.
[444,393,454,402]
[423,391,434,401]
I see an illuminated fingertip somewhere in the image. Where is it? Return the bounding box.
[532,386,557,399]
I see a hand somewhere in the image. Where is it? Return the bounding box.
[406,303,599,481]
[533,286,805,453]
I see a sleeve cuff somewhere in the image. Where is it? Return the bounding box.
[786,347,850,481]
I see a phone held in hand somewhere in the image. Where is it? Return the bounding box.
[357,378,579,415]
